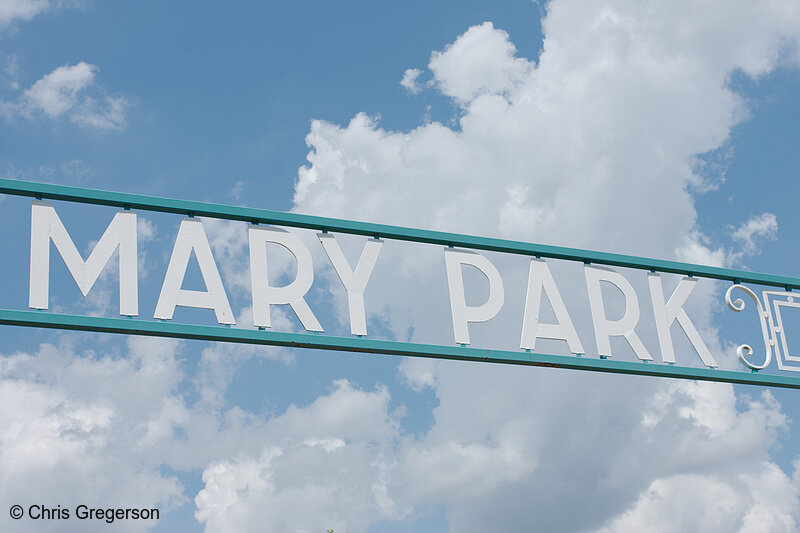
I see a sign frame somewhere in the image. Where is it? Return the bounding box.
[2,178,799,389]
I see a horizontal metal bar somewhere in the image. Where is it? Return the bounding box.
[1,178,799,289]
[1,309,798,389]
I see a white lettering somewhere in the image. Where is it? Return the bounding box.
[29,201,138,315]
[585,265,652,360]
[648,273,717,367]
[154,218,234,324]
[444,249,504,345]
[521,259,584,354]
[249,226,322,331]
[318,233,382,335]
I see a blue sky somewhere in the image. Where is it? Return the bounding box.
[2,1,800,532]
[0,1,544,205]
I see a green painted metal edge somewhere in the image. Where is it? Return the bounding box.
[1,178,799,289]
[1,308,799,389]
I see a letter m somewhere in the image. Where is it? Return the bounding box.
[29,201,138,315]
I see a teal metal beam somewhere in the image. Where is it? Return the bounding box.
[1,309,798,389]
[1,178,799,289]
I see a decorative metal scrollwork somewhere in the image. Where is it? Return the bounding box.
[725,284,773,370]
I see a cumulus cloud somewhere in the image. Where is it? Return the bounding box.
[0,6,114,128]
[732,212,778,256]
[16,62,128,129]
[429,21,533,103]
[400,68,423,94]
[595,464,800,533]
[0,1,84,32]
[137,217,157,243]
[0,338,187,532]
[395,378,792,532]
[0,334,306,532]
[23,62,94,117]
[0,53,20,90]
[4,1,800,532]
[0,62,128,130]
[0,0,49,29]
[195,379,403,533]
[280,1,800,531]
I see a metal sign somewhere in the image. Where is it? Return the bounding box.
[1,178,799,389]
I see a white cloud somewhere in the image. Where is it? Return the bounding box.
[70,93,128,130]
[279,1,800,531]
[137,217,156,243]
[595,464,800,533]
[0,0,49,29]
[0,338,187,532]
[10,62,128,130]
[4,1,800,531]
[6,334,785,532]
[429,21,533,103]
[0,334,307,532]
[202,218,253,295]
[0,0,83,31]
[396,377,790,532]
[1,53,20,90]
[23,62,95,117]
[193,341,293,408]
[195,379,404,533]
[400,68,422,94]
[732,212,778,256]
[676,230,726,267]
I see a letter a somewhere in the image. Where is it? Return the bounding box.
[154,218,235,324]
[521,259,583,354]
[585,265,652,360]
